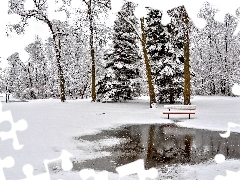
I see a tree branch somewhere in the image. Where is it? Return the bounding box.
[33,0,40,10]
[82,0,89,6]
[40,0,47,7]
[95,0,111,9]
[118,12,142,42]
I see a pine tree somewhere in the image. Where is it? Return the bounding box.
[167,6,191,105]
[146,8,184,104]
[97,1,141,102]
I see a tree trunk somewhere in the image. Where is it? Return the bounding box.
[225,33,230,96]
[53,35,66,102]
[169,77,174,104]
[46,21,66,102]
[183,13,191,105]
[88,0,96,102]
[140,17,156,108]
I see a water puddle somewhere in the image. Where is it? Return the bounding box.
[73,124,240,172]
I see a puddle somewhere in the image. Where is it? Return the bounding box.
[73,124,240,172]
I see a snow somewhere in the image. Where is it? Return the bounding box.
[164,104,196,110]
[1,94,240,179]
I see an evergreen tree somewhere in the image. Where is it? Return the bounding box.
[167,6,191,105]
[146,8,184,104]
[97,1,141,102]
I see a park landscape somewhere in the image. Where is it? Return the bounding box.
[0,0,240,179]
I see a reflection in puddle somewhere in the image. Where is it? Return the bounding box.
[73,124,240,172]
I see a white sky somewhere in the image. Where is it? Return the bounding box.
[0,0,240,68]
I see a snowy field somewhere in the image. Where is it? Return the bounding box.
[1,94,240,180]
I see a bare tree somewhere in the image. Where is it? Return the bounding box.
[80,0,111,102]
[7,0,67,102]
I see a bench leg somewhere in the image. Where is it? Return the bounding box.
[168,114,169,119]
[189,114,190,119]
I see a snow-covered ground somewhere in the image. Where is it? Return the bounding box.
[1,94,240,180]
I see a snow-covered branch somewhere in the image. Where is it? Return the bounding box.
[118,11,142,42]
[95,0,111,9]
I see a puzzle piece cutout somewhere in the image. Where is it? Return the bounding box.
[232,84,240,96]
[0,156,15,180]
[215,154,225,164]
[215,170,240,180]
[219,122,240,138]
[0,102,28,150]
[116,159,158,180]
[219,84,240,139]
[21,149,73,180]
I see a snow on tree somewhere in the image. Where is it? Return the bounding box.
[167,6,191,105]
[115,3,157,108]
[0,58,4,93]
[25,36,48,99]
[60,24,91,99]
[97,1,141,102]
[76,0,111,102]
[192,2,240,96]
[42,37,60,98]
[145,7,184,104]
[7,0,70,102]
[6,53,29,99]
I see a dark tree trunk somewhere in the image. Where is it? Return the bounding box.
[27,62,33,88]
[55,36,66,102]
[45,20,66,102]
[169,77,174,104]
[88,0,96,102]
[183,12,191,105]
[140,17,156,108]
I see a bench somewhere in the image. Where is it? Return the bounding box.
[163,105,196,119]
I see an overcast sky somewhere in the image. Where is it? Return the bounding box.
[0,0,240,68]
